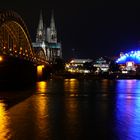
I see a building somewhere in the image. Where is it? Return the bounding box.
[116,50,140,73]
[93,57,110,73]
[32,10,62,62]
[65,59,93,73]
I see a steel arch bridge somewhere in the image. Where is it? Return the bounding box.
[0,10,47,65]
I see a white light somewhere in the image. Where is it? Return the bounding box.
[42,42,46,48]
[70,60,74,63]
[84,70,90,73]
[122,70,128,74]
[127,62,133,67]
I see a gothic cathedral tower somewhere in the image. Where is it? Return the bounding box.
[47,11,57,43]
[36,10,46,43]
[33,9,62,62]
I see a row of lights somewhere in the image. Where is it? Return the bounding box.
[116,50,140,64]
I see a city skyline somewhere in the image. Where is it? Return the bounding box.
[1,0,140,60]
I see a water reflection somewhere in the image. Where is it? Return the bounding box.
[64,79,79,96]
[36,81,47,94]
[100,79,111,97]
[101,79,109,92]
[33,94,49,139]
[0,101,11,140]
[64,97,84,139]
[2,79,140,140]
[115,80,140,140]
[35,81,49,133]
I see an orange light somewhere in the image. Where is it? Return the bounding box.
[36,81,47,94]
[0,101,11,139]
[37,65,44,77]
[0,56,3,62]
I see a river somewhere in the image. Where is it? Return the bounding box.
[0,78,140,140]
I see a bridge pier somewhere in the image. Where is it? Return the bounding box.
[36,64,52,81]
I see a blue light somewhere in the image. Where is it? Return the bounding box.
[116,50,140,64]
[115,80,140,140]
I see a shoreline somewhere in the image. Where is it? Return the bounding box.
[51,72,140,80]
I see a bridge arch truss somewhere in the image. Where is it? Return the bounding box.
[0,10,48,65]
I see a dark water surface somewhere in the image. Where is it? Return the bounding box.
[0,79,140,140]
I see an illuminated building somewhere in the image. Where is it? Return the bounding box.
[65,59,93,73]
[93,57,110,73]
[32,10,62,62]
[116,50,140,72]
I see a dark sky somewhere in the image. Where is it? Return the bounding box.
[1,0,140,60]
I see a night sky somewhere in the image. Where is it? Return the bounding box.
[1,0,140,60]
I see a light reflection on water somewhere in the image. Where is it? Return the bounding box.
[33,91,49,139]
[0,101,11,140]
[64,79,79,96]
[36,81,47,94]
[115,80,140,140]
[1,79,140,139]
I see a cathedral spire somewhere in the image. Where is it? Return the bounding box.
[36,9,45,42]
[48,10,57,43]
[38,9,43,31]
[50,10,56,30]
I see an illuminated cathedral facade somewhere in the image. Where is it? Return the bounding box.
[32,10,62,62]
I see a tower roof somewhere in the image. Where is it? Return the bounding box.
[36,9,46,43]
[50,10,56,30]
[38,9,44,30]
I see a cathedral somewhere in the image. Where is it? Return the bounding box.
[32,10,62,62]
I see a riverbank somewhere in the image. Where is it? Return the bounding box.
[51,71,140,80]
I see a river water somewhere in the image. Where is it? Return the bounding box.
[0,78,140,140]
